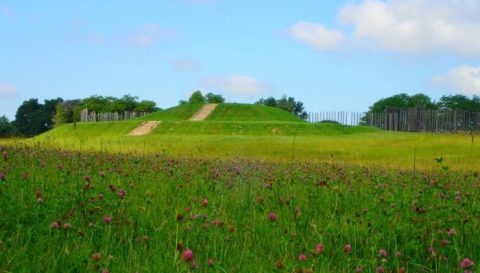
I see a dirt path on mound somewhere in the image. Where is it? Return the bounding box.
[128,121,161,136]
[189,103,218,121]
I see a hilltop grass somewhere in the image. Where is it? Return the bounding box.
[19,120,479,171]
[138,103,204,121]
[206,103,305,122]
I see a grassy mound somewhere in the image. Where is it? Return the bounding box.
[138,103,204,121]
[206,103,304,122]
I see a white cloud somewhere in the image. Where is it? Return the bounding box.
[0,83,18,98]
[288,21,344,51]
[431,66,480,95]
[199,75,272,95]
[130,24,176,47]
[340,0,480,56]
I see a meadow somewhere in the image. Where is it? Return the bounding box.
[1,104,479,272]
[0,144,478,272]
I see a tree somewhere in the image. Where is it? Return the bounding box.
[13,98,63,137]
[256,97,277,107]
[256,95,308,119]
[188,91,206,104]
[54,103,67,127]
[113,94,138,112]
[437,94,480,112]
[14,99,44,137]
[0,116,13,137]
[134,100,158,112]
[368,93,436,112]
[205,92,225,103]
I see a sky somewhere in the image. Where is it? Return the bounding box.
[1,0,480,120]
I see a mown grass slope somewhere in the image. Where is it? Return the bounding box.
[206,103,305,122]
[138,103,204,121]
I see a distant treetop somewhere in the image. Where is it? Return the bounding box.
[368,93,480,112]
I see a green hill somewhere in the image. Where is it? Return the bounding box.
[138,103,305,122]
[138,103,204,121]
[206,103,304,122]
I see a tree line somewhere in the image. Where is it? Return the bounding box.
[368,93,480,112]
[0,95,158,137]
[2,91,478,138]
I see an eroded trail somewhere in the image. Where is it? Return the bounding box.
[189,103,218,121]
[128,121,161,136]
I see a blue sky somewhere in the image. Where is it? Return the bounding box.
[1,0,480,119]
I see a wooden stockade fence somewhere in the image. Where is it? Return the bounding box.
[80,109,147,122]
[306,108,480,132]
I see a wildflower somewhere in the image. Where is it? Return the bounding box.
[103,215,112,224]
[313,243,325,255]
[50,221,59,229]
[294,206,301,217]
[176,214,184,221]
[399,267,407,273]
[298,254,307,261]
[440,239,450,247]
[258,196,264,204]
[268,212,277,222]
[118,188,126,199]
[0,171,5,181]
[91,252,101,261]
[208,259,214,267]
[101,270,109,273]
[376,266,385,273]
[275,260,284,269]
[83,175,91,182]
[35,190,43,203]
[344,243,352,254]
[378,248,387,258]
[355,266,363,272]
[448,228,457,236]
[460,258,474,269]
[63,223,72,230]
[181,249,194,262]
[109,184,116,192]
[202,198,208,207]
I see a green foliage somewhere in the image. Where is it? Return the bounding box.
[79,95,157,114]
[0,116,14,137]
[188,90,206,104]
[438,94,480,112]
[319,120,340,124]
[256,95,308,119]
[134,100,158,112]
[369,93,437,112]
[205,92,225,103]
[54,103,67,127]
[13,98,63,137]
[368,93,480,113]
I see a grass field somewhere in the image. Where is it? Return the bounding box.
[0,145,478,272]
[20,119,478,171]
[1,104,479,272]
